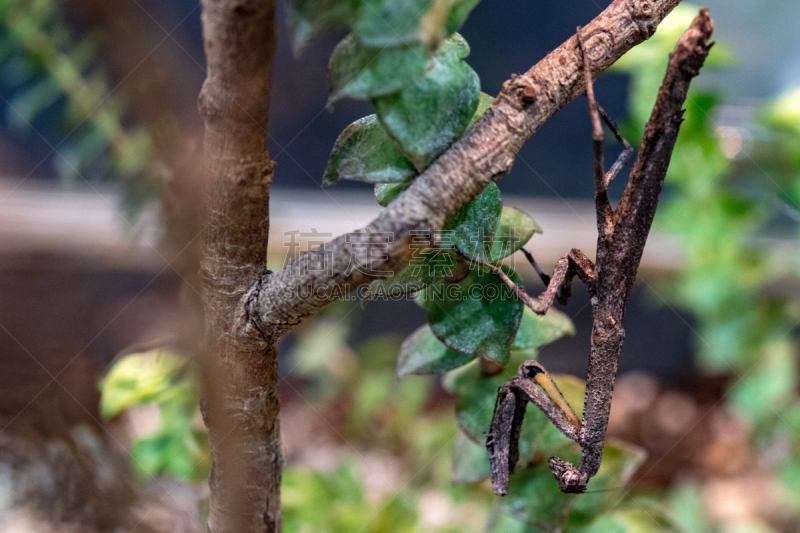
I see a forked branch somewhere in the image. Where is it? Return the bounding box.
[249,0,684,336]
[487,9,714,495]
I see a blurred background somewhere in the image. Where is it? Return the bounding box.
[1,0,800,531]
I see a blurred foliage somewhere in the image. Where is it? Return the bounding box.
[0,0,162,215]
[279,302,668,532]
[283,463,419,533]
[100,349,209,483]
[614,3,800,531]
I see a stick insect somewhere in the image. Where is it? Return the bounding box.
[484,10,714,495]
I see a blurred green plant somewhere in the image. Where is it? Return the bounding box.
[283,462,419,533]
[100,349,209,482]
[284,308,669,532]
[0,0,162,214]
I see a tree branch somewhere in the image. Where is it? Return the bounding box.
[487,8,714,495]
[250,0,683,336]
[197,0,281,531]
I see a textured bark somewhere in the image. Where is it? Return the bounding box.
[250,0,683,335]
[197,0,280,532]
[487,9,715,495]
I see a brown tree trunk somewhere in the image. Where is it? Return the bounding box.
[197,0,281,531]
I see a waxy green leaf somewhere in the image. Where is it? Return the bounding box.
[323,114,419,186]
[374,33,479,171]
[469,91,495,126]
[363,250,456,299]
[354,0,432,47]
[497,439,645,528]
[499,461,576,527]
[288,0,357,55]
[513,307,575,350]
[372,92,493,206]
[490,207,542,261]
[397,325,474,377]
[375,181,412,206]
[420,263,523,365]
[354,0,480,48]
[443,182,503,261]
[451,430,491,483]
[328,34,430,104]
[444,0,481,35]
[418,0,481,48]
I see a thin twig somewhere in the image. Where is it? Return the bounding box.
[250,0,684,336]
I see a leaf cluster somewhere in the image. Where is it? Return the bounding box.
[100,349,209,482]
[0,0,162,215]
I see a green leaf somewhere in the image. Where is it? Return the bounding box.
[766,85,800,134]
[419,263,523,364]
[469,91,494,126]
[487,511,548,533]
[397,325,474,377]
[580,503,680,533]
[100,349,195,418]
[451,430,491,483]
[498,440,646,528]
[287,0,357,55]
[729,339,796,421]
[327,34,430,104]
[354,0,432,47]
[375,181,412,206]
[443,182,503,261]
[443,354,523,449]
[354,0,479,48]
[444,0,481,35]
[586,439,645,491]
[323,114,419,186]
[568,440,647,527]
[667,481,712,533]
[513,307,575,350]
[490,206,541,261]
[363,250,456,299]
[418,0,481,49]
[500,461,576,526]
[373,33,479,171]
[131,433,171,479]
